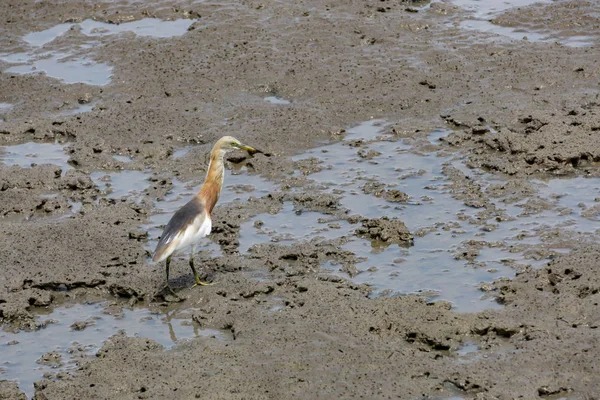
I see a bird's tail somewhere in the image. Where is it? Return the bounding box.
[152,241,174,263]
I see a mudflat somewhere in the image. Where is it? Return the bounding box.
[0,0,599,399]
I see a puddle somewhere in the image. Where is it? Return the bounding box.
[447,0,552,15]
[427,128,452,144]
[22,23,72,47]
[77,18,194,39]
[172,146,192,159]
[337,238,509,311]
[112,154,133,163]
[90,170,151,201]
[239,202,353,253]
[0,302,224,399]
[266,297,286,312]
[456,340,479,356]
[457,162,600,235]
[534,177,600,222]
[477,246,548,269]
[69,200,82,214]
[264,96,291,105]
[0,102,12,122]
[438,0,594,47]
[145,168,277,255]
[0,18,194,85]
[59,101,96,116]
[0,141,72,174]
[5,56,112,86]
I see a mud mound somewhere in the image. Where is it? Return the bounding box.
[361,182,410,203]
[355,217,414,246]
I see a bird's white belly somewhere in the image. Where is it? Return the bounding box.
[174,216,212,252]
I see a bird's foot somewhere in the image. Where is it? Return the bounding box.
[191,277,214,288]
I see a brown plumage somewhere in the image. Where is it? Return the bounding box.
[152,136,261,296]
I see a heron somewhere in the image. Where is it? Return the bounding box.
[152,136,261,296]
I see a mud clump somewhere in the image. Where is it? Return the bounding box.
[361,182,409,203]
[355,217,414,245]
[383,189,410,203]
[36,351,63,368]
[294,157,325,175]
[357,148,381,159]
[288,192,342,214]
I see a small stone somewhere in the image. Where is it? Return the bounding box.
[70,320,94,331]
[37,351,63,368]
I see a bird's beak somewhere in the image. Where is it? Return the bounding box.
[238,144,263,155]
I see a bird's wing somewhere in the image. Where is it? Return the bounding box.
[152,197,207,262]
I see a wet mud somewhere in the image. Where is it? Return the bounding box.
[1,0,600,398]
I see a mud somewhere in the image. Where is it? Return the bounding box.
[355,217,414,245]
[1,0,600,398]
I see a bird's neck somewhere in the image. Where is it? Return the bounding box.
[198,151,225,215]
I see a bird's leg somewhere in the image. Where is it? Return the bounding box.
[189,247,213,287]
[163,256,180,297]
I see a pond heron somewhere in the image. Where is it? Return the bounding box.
[152,136,261,295]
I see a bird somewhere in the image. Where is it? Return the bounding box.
[152,136,262,296]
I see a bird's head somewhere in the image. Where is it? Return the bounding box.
[215,135,263,155]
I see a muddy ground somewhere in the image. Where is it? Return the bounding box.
[0,0,599,399]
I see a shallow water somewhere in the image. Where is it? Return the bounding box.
[437,0,594,47]
[239,202,354,253]
[0,141,72,174]
[0,18,194,85]
[59,101,97,116]
[290,121,510,310]
[237,119,599,311]
[90,170,152,203]
[533,176,600,221]
[112,154,133,163]
[172,146,192,159]
[458,162,600,235]
[78,18,194,39]
[456,340,479,357]
[264,96,291,105]
[0,102,12,109]
[0,302,223,399]
[447,0,552,15]
[5,56,113,86]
